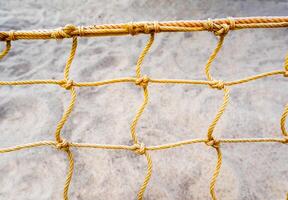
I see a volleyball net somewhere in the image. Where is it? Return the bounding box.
[0,17,288,200]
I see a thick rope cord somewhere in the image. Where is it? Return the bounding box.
[1,17,288,41]
[0,17,287,199]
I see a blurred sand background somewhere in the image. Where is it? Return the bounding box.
[0,0,288,199]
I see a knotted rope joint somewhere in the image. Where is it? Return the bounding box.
[128,22,137,36]
[282,136,288,144]
[144,22,160,34]
[132,143,146,155]
[135,75,149,88]
[209,80,225,90]
[56,139,70,151]
[206,138,220,148]
[128,22,160,36]
[60,79,74,90]
[204,17,235,36]
[7,31,16,41]
[51,24,77,39]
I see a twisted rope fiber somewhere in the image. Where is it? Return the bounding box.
[0,16,288,199]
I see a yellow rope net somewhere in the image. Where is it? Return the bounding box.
[0,16,288,200]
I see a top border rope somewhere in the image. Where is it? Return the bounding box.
[0,16,288,41]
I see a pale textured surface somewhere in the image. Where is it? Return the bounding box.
[0,1,288,200]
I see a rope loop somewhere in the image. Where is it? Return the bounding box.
[135,75,149,88]
[144,21,160,34]
[132,142,146,155]
[56,139,70,151]
[60,79,74,90]
[205,138,220,148]
[52,24,77,39]
[204,18,235,36]
[209,80,225,90]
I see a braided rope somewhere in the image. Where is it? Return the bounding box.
[0,16,288,199]
[1,17,288,41]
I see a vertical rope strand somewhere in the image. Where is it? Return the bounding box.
[210,147,222,200]
[281,104,288,137]
[55,37,78,143]
[282,52,288,137]
[137,152,153,200]
[63,149,74,200]
[284,52,288,75]
[54,37,78,200]
[0,41,11,60]
[135,34,154,78]
[207,87,230,141]
[130,86,149,143]
[205,36,225,81]
[204,34,229,200]
[131,34,154,143]
[64,37,78,81]
[130,34,155,200]
[55,87,77,143]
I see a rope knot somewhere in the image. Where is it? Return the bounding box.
[132,143,146,155]
[204,18,235,36]
[0,31,17,41]
[135,75,149,88]
[144,21,160,34]
[205,138,220,148]
[127,22,137,36]
[7,31,16,41]
[52,24,77,39]
[61,79,74,90]
[56,139,70,151]
[209,80,225,90]
[282,136,288,144]
[284,70,288,77]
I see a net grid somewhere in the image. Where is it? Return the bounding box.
[0,16,287,200]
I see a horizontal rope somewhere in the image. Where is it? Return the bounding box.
[0,17,288,41]
[0,70,285,88]
[0,137,286,154]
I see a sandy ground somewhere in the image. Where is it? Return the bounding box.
[0,0,288,200]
